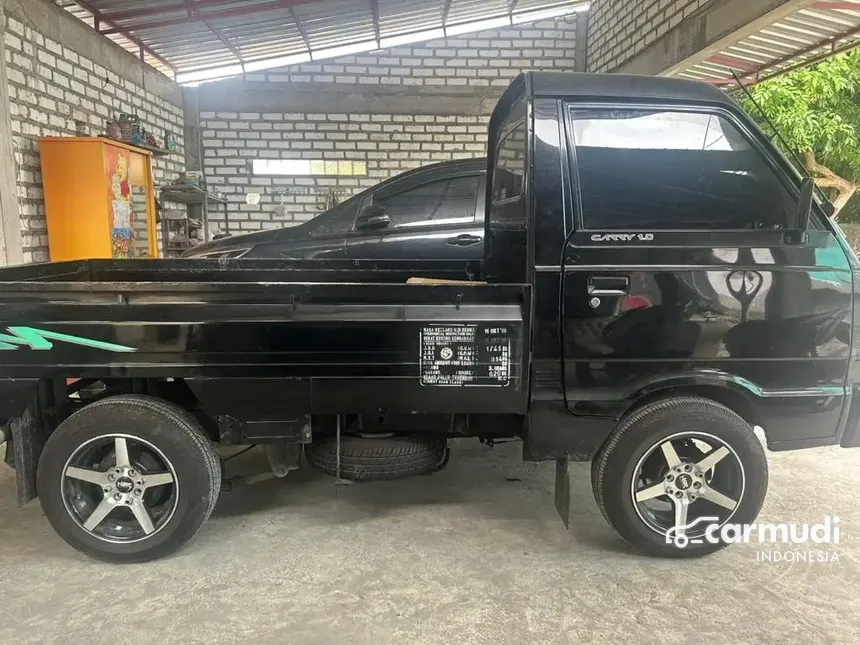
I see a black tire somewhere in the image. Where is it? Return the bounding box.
[592,396,768,558]
[305,435,447,481]
[37,395,221,563]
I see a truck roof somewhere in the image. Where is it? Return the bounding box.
[525,71,735,108]
[486,73,739,221]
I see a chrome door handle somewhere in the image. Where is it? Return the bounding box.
[587,275,629,296]
[446,234,482,247]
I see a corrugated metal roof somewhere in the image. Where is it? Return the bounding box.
[447,0,510,25]
[56,0,589,83]
[377,0,442,38]
[668,1,860,86]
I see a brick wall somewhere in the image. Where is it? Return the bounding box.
[200,112,490,232]
[253,18,578,88]
[200,16,577,234]
[3,15,184,263]
[587,0,714,73]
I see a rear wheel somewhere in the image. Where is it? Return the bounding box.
[592,396,768,557]
[37,395,221,563]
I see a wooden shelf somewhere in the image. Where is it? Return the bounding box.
[133,141,173,157]
[163,217,203,229]
[160,184,227,205]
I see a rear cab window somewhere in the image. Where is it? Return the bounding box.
[484,97,529,282]
[492,121,526,203]
[488,99,527,229]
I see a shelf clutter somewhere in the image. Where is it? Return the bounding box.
[160,183,227,205]
[159,171,227,257]
[102,112,178,157]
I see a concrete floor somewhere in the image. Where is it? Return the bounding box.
[1,439,859,644]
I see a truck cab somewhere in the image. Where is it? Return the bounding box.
[485,72,857,458]
[1,72,857,563]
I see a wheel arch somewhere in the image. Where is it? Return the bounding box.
[5,377,214,507]
[621,376,766,432]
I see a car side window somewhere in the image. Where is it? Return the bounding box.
[569,109,798,230]
[373,175,479,228]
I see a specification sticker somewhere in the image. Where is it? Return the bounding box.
[420,324,511,387]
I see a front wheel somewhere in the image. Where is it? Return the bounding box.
[592,396,768,558]
[37,395,221,563]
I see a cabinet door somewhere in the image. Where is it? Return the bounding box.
[106,146,156,258]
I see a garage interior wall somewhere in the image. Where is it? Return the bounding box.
[587,0,715,72]
[1,0,185,264]
[194,16,578,234]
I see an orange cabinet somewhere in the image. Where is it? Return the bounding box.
[39,137,159,261]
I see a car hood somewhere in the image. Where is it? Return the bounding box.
[183,228,283,257]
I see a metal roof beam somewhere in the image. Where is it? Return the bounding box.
[812,2,860,9]
[370,0,381,42]
[94,0,238,23]
[98,0,324,35]
[708,53,760,71]
[658,0,820,77]
[289,6,313,54]
[72,0,177,74]
[441,0,453,26]
[183,0,245,65]
[735,22,860,82]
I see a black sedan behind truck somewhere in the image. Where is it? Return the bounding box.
[1,72,858,562]
[185,157,488,263]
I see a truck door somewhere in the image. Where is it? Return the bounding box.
[560,106,854,449]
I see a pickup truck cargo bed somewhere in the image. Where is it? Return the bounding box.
[0,260,528,417]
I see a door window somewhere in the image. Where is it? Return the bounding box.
[569,109,797,230]
[373,175,479,228]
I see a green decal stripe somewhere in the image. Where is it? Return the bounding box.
[0,327,137,352]
[1,327,54,349]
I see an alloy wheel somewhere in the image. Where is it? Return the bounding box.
[630,431,745,543]
[61,434,179,543]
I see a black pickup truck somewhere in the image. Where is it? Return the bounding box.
[1,72,858,563]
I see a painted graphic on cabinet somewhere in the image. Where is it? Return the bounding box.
[105,146,135,258]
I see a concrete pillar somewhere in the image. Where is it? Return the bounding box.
[574,10,589,73]
[0,4,23,266]
[182,86,202,172]
[615,0,819,76]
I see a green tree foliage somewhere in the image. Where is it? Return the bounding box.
[739,50,860,219]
